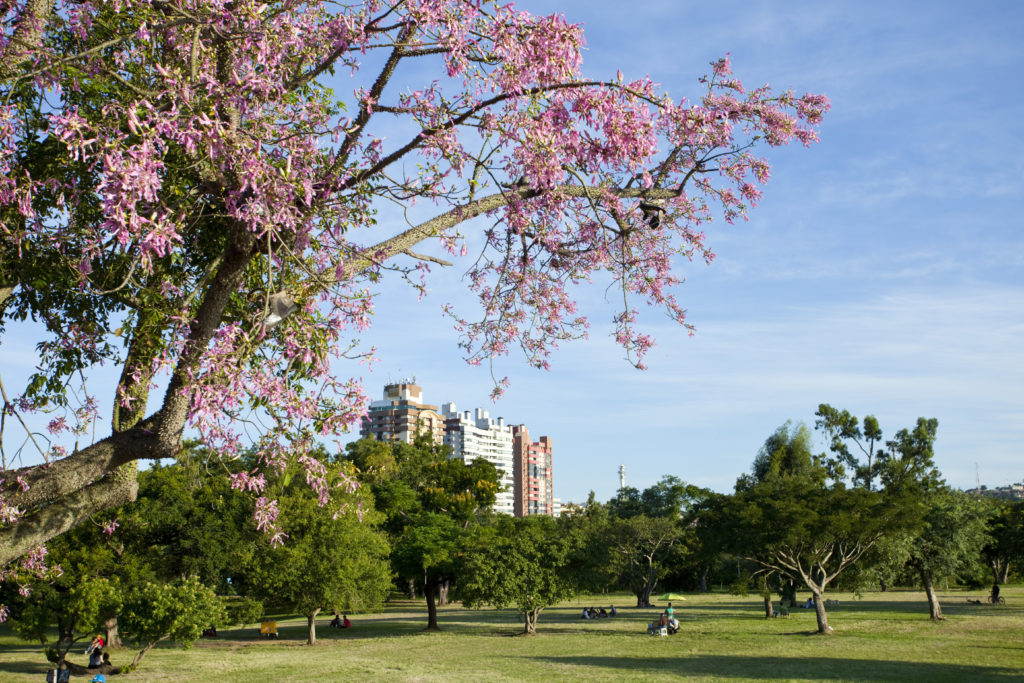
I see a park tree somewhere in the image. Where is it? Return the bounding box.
[710,421,892,634]
[248,454,391,645]
[0,0,829,604]
[390,512,463,630]
[863,416,989,620]
[901,487,989,620]
[606,514,680,608]
[126,453,257,594]
[346,435,499,629]
[7,572,120,670]
[983,499,1024,585]
[4,502,152,667]
[118,576,224,671]
[458,515,578,635]
[604,475,707,606]
[556,491,618,594]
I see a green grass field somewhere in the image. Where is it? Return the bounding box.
[2,587,1022,681]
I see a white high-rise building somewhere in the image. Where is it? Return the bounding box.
[441,403,515,515]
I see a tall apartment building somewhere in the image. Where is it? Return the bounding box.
[512,425,554,517]
[359,381,446,444]
[441,403,516,516]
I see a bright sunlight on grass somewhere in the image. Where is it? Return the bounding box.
[2,587,1022,682]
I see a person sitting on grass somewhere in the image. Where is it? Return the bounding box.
[609,605,617,617]
[667,616,679,635]
[85,635,104,656]
[343,614,351,628]
[599,608,608,618]
[330,613,343,628]
[88,648,103,669]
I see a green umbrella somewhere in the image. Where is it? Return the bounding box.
[658,593,686,601]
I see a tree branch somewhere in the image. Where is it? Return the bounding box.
[4,418,158,510]
[335,184,680,281]
[0,467,138,566]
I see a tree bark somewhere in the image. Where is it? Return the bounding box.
[406,577,417,600]
[424,577,440,630]
[523,609,539,635]
[989,559,1001,585]
[1,225,257,567]
[306,608,320,645]
[438,578,450,606]
[811,592,832,635]
[0,468,139,565]
[0,0,56,79]
[634,558,656,608]
[104,616,121,649]
[131,639,161,669]
[698,564,709,593]
[920,567,944,620]
[763,594,775,619]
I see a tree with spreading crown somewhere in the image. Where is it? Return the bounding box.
[0,0,828,593]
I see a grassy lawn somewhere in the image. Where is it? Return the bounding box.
[2,587,1022,681]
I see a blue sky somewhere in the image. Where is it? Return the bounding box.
[2,1,1021,504]
[349,0,1024,502]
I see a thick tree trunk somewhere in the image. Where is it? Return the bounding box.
[1,227,258,567]
[761,575,775,618]
[634,561,656,608]
[990,560,1001,585]
[920,568,944,620]
[406,577,417,599]
[1001,562,1010,585]
[55,623,74,667]
[424,577,440,630]
[523,609,540,635]
[763,594,775,619]
[811,592,832,635]
[698,564,709,592]
[104,616,121,649]
[306,608,320,645]
[438,578,450,606]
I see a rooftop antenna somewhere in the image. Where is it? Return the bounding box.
[618,465,626,491]
[976,462,981,490]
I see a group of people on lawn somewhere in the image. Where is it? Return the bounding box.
[329,613,351,628]
[84,634,111,682]
[647,602,680,636]
[580,605,616,619]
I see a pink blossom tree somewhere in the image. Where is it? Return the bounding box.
[0,0,828,578]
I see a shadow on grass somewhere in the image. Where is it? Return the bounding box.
[0,641,50,676]
[526,654,1020,681]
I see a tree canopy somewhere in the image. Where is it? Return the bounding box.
[346,435,499,630]
[0,0,828,580]
[458,515,578,635]
[709,421,892,634]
